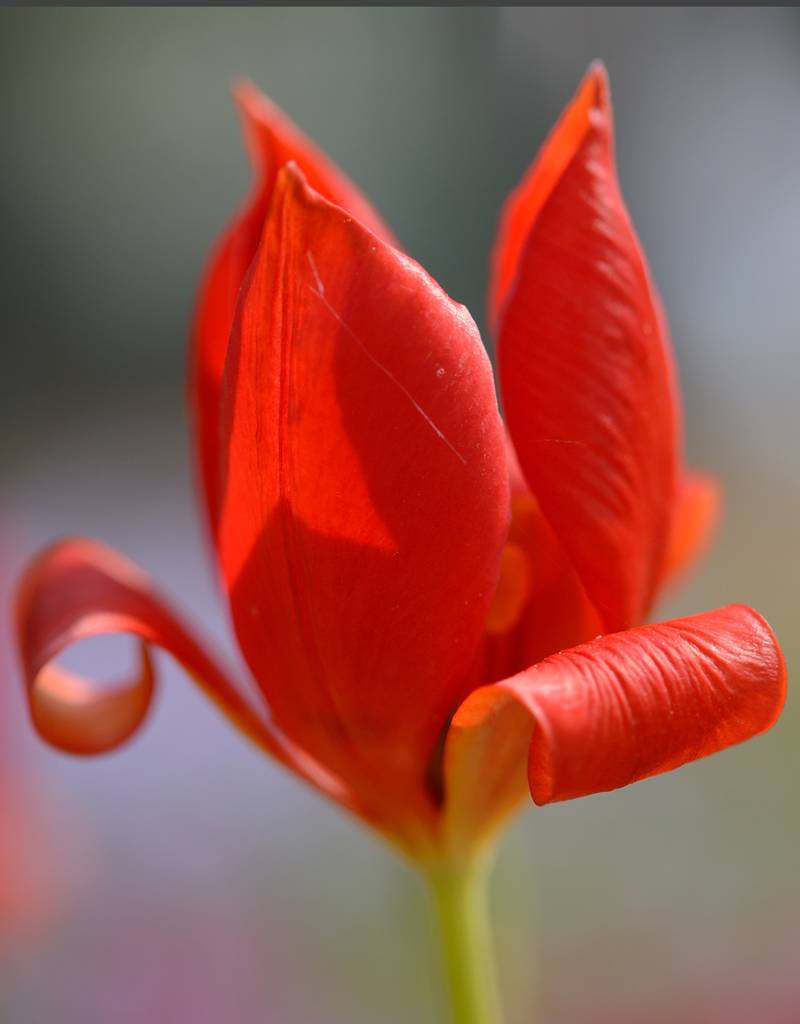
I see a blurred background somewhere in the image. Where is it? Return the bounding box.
[1,7,798,1023]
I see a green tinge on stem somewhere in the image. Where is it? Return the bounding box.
[426,856,504,1024]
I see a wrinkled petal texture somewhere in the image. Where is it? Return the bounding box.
[219,166,509,830]
[446,604,785,823]
[495,63,680,633]
[14,538,348,805]
[191,82,394,531]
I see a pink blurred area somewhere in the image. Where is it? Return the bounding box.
[1,535,79,955]
[1,7,798,1024]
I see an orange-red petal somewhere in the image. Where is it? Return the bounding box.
[661,471,721,589]
[489,64,603,330]
[445,604,785,836]
[14,538,348,806]
[190,83,394,532]
[218,166,509,827]
[495,64,680,632]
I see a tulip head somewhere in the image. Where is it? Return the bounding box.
[14,66,786,863]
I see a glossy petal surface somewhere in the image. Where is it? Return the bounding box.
[446,605,785,819]
[219,167,509,827]
[496,64,679,632]
[191,83,393,531]
[14,538,347,804]
[489,64,603,329]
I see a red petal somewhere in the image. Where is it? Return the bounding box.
[507,487,601,668]
[495,64,680,632]
[233,83,392,241]
[14,539,347,805]
[446,605,785,822]
[661,471,721,589]
[489,65,603,330]
[218,166,509,825]
[479,436,600,682]
[190,83,394,532]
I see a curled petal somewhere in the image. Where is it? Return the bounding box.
[14,539,347,805]
[191,82,394,531]
[495,64,680,632]
[219,165,509,824]
[445,605,785,832]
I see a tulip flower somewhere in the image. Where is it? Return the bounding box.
[15,64,786,1023]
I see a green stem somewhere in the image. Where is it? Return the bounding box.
[426,856,504,1024]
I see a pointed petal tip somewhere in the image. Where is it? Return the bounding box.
[230,79,279,173]
[488,62,614,333]
[231,78,282,128]
[274,157,308,193]
[191,78,394,536]
[271,159,392,253]
[574,61,611,131]
[492,54,677,632]
[230,76,256,105]
[585,60,609,97]
[267,160,322,226]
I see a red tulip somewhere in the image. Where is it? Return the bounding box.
[15,65,785,864]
